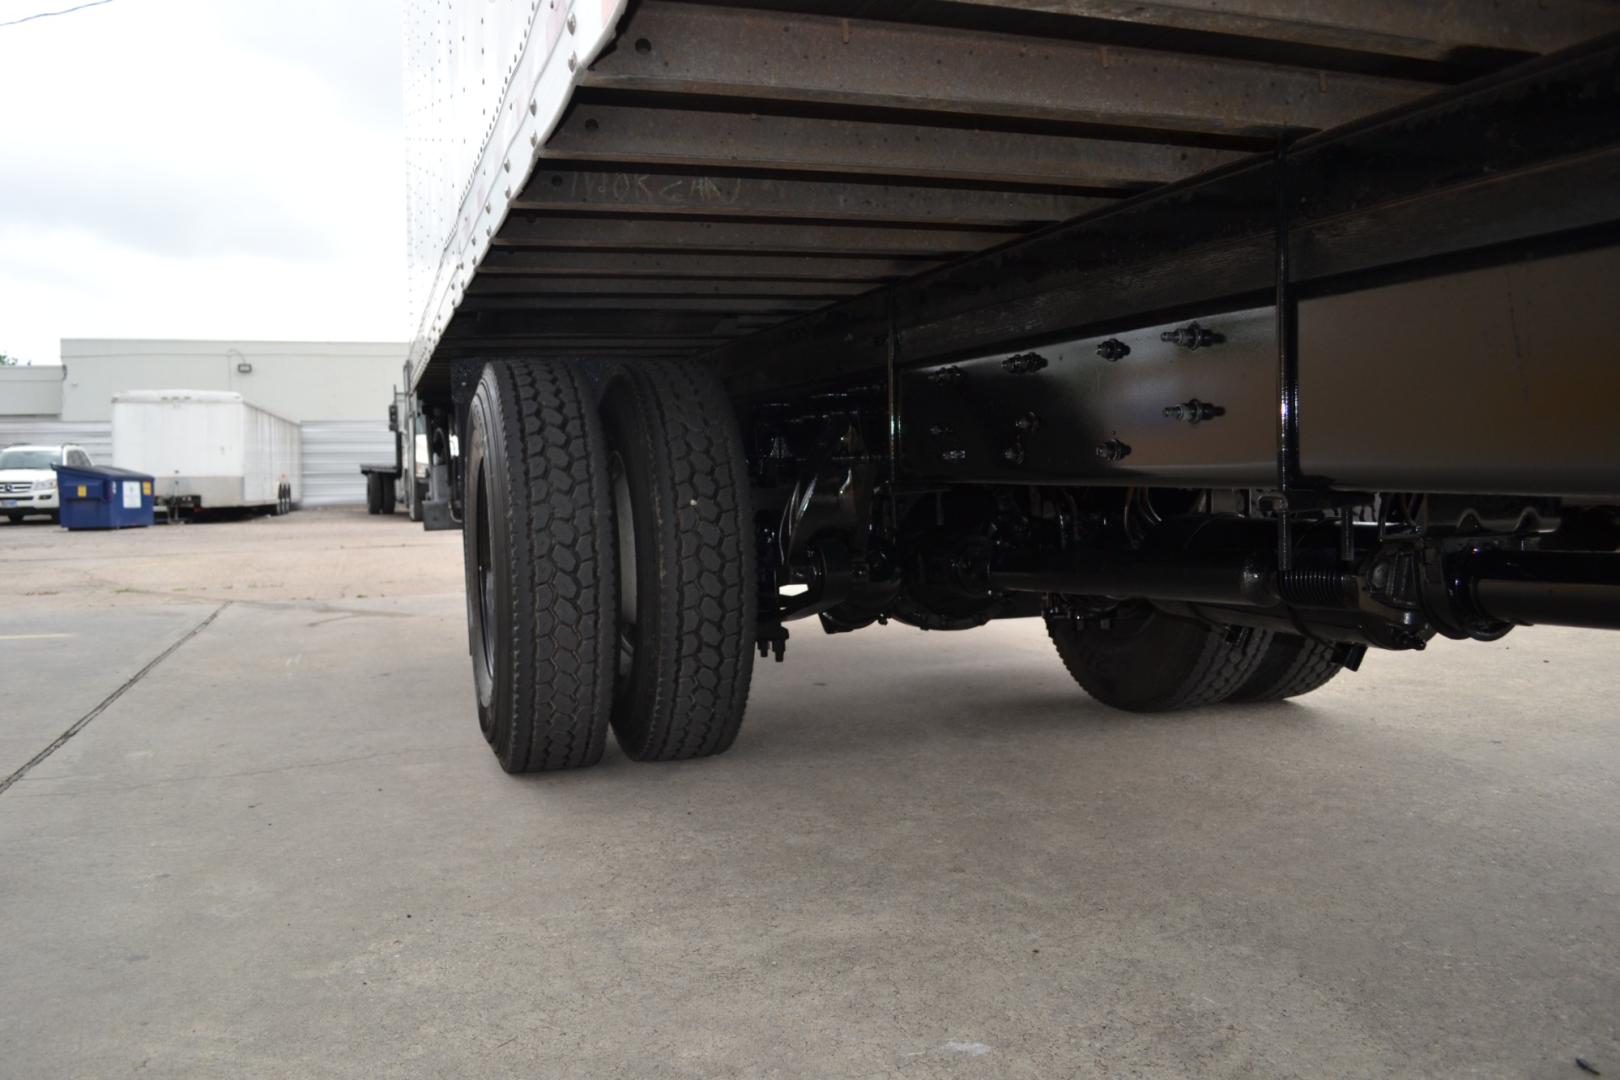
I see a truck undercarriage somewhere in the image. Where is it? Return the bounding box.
[404,1,1620,771]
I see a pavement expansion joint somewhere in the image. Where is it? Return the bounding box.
[0,603,228,797]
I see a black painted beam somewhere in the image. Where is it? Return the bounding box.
[941,0,1620,62]
[584,2,1431,139]
[512,167,1109,226]
[493,214,1002,257]
[546,103,1240,189]
[712,35,1620,395]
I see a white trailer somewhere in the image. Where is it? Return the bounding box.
[112,390,299,514]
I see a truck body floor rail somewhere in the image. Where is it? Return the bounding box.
[409,1,1620,392]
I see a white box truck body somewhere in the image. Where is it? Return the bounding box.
[112,390,300,511]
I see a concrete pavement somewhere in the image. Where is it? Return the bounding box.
[1,510,1616,1078]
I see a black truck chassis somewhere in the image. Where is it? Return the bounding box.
[410,15,1620,771]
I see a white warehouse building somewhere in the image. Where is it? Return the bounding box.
[0,340,407,506]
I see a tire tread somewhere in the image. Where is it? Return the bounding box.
[1229,634,1345,703]
[607,360,756,762]
[478,359,615,772]
[1046,610,1272,712]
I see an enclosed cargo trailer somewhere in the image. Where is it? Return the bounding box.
[402,1,1620,775]
[112,390,298,515]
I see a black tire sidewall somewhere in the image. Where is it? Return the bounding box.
[599,371,667,758]
[1061,606,1201,708]
[462,375,508,742]
[1048,603,1268,712]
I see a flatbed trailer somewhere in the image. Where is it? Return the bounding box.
[359,386,411,517]
[403,1,1620,773]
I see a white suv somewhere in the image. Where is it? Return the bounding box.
[0,444,94,523]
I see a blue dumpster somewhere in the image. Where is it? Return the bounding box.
[54,464,155,530]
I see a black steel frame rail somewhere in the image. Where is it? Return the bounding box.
[711,33,1620,397]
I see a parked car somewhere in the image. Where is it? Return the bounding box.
[0,444,94,523]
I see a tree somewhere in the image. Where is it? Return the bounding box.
[0,354,20,367]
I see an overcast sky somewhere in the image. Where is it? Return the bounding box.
[0,0,406,365]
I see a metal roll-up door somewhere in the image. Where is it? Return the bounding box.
[299,421,393,507]
[0,421,112,465]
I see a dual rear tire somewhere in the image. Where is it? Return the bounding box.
[461,356,1342,772]
[364,473,395,515]
[461,358,756,774]
[1045,603,1346,712]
